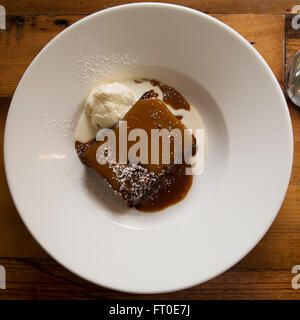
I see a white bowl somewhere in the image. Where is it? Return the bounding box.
[4,3,293,293]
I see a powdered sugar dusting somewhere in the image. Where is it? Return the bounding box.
[71,32,139,84]
[72,40,138,84]
[42,113,76,137]
[109,162,159,206]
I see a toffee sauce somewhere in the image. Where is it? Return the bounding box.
[75,80,193,212]
[76,137,193,212]
[136,165,193,212]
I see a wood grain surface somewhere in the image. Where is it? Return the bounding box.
[1,0,299,15]
[0,2,300,299]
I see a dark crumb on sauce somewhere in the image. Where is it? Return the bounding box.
[140,90,159,100]
[75,139,96,161]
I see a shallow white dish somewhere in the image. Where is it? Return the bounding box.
[4,3,293,293]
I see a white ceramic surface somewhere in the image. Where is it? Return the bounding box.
[4,3,293,293]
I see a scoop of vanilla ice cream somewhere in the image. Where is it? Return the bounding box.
[85,82,135,128]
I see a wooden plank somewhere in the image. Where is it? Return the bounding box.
[0,14,285,97]
[1,13,300,299]
[0,258,299,299]
[0,0,298,15]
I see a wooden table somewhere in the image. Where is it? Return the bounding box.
[1,1,300,300]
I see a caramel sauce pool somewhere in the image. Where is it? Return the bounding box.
[76,138,193,212]
[149,79,190,111]
[136,166,193,212]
